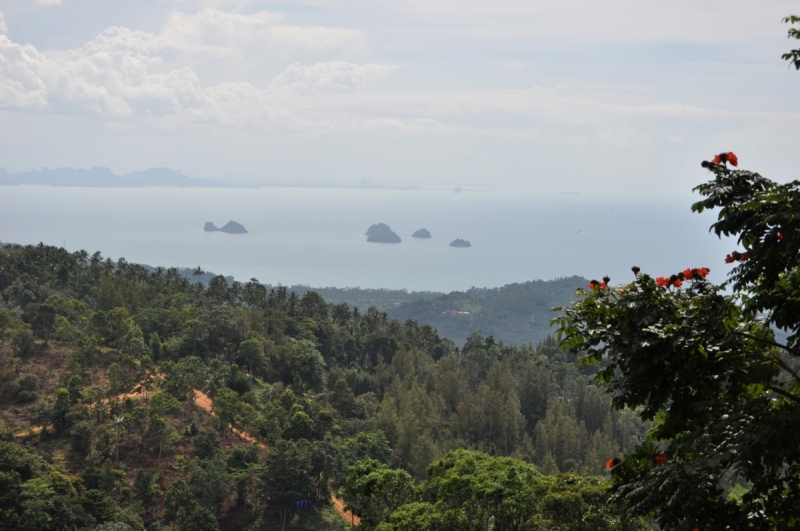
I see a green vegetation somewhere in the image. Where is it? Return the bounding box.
[556,154,800,529]
[388,277,586,346]
[0,244,642,530]
[359,450,647,531]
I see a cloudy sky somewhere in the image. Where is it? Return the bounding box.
[1,0,798,189]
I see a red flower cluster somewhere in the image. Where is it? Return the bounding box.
[725,251,749,264]
[655,268,709,288]
[683,267,710,280]
[654,454,667,466]
[589,278,609,290]
[711,152,738,167]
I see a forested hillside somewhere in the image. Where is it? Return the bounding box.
[0,243,647,531]
[139,260,582,346]
[388,277,586,346]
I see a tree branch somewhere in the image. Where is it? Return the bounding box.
[769,385,800,405]
[732,330,790,352]
[732,330,800,385]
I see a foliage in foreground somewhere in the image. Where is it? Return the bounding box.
[556,152,800,529]
[343,449,649,531]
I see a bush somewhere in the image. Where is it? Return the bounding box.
[70,420,94,457]
[191,428,222,460]
[0,373,39,402]
[16,373,38,392]
[12,327,35,357]
[16,390,37,402]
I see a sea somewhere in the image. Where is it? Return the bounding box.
[0,185,735,293]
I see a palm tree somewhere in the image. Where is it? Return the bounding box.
[116,257,129,275]
[103,257,115,275]
[74,249,89,266]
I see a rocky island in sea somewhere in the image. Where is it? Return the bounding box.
[411,228,432,239]
[450,238,471,248]
[365,223,402,243]
[204,221,248,234]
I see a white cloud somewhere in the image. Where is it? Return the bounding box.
[158,9,370,67]
[0,34,49,109]
[3,13,795,140]
[0,3,796,158]
[270,61,398,93]
[0,12,396,131]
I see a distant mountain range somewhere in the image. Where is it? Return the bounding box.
[0,166,241,188]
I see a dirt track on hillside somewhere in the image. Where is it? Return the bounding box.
[15,377,359,525]
[191,388,358,524]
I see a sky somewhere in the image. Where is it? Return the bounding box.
[0,0,799,190]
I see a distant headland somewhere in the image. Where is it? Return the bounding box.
[205,221,248,234]
[412,228,432,239]
[365,223,401,243]
[0,166,243,188]
[450,238,471,248]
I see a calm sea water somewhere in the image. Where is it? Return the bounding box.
[0,186,734,292]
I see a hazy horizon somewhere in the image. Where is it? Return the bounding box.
[0,185,734,292]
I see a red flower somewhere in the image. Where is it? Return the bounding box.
[618,290,625,295]
[712,154,722,164]
[727,152,738,166]
[697,267,710,277]
[600,282,607,289]
[740,252,749,261]
[606,458,620,469]
[725,254,735,264]
[683,268,694,280]
[654,454,667,466]
[673,279,683,288]
[778,232,783,240]
[656,277,669,287]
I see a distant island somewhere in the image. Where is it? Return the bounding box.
[450,238,471,247]
[412,228,432,239]
[365,223,401,243]
[0,166,237,188]
[205,221,248,234]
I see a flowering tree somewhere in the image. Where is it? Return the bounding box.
[554,151,800,530]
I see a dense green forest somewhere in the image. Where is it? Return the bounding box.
[141,260,584,347]
[140,264,441,309]
[0,243,647,531]
[387,277,587,347]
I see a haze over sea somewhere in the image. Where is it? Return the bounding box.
[0,185,734,292]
